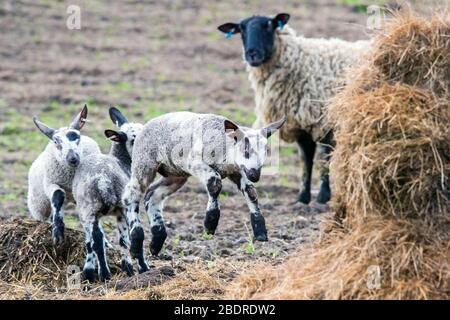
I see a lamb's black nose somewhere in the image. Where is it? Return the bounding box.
[244,168,261,183]
[67,150,80,167]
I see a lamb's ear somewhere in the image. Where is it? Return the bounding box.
[261,116,286,138]
[224,119,244,142]
[273,13,290,28]
[109,106,128,128]
[104,129,126,143]
[33,116,55,140]
[70,104,88,130]
[218,23,240,35]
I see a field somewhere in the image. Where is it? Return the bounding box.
[0,0,436,299]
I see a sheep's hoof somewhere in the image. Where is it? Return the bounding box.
[316,188,331,204]
[298,191,311,204]
[98,269,112,282]
[254,233,268,242]
[150,225,167,256]
[121,260,135,277]
[83,268,97,282]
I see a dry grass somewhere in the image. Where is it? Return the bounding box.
[0,218,238,300]
[228,9,450,300]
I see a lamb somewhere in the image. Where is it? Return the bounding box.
[218,13,369,204]
[122,112,285,272]
[71,107,143,281]
[28,105,101,245]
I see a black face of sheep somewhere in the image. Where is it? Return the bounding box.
[218,13,290,67]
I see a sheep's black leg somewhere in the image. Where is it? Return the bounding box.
[296,131,316,204]
[230,174,268,241]
[316,133,333,204]
[50,189,65,245]
[143,176,187,256]
[91,219,111,282]
[117,213,134,276]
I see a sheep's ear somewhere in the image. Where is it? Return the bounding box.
[224,119,244,142]
[218,23,240,35]
[109,106,128,128]
[33,116,55,140]
[104,129,126,143]
[70,104,88,130]
[261,116,286,138]
[273,13,290,28]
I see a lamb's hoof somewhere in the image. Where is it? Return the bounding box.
[83,268,97,283]
[121,260,135,277]
[129,226,145,259]
[254,233,268,242]
[298,191,311,205]
[52,226,65,245]
[137,261,150,274]
[204,208,220,234]
[98,269,112,282]
[316,189,331,204]
[150,225,167,256]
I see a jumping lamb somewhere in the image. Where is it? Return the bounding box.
[218,13,369,204]
[122,112,285,272]
[71,107,143,281]
[28,105,100,244]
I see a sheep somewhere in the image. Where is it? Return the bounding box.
[71,107,143,281]
[28,105,101,245]
[218,13,369,204]
[122,112,286,272]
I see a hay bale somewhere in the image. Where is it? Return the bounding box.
[0,218,121,289]
[228,10,450,299]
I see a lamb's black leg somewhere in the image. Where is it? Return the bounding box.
[143,176,187,256]
[51,189,65,245]
[230,174,268,241]
[91,219,111,282]
[297,131,316,204]
[317,132,333,204]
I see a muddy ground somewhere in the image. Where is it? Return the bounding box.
[0,0,432,299]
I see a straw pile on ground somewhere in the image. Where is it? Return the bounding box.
[0,218,121,290]
[228,10,450,299]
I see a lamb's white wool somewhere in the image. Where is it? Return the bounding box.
[122,111,285,272]
[249,25,369,142]
[71,108,142,281]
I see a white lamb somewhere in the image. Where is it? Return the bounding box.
[71,107,143,281]
[27,105,101,244]
[122,112,285,272]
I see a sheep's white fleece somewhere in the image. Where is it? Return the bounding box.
[249,26,369,142]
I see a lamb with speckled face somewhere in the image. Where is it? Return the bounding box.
[27,105,101,245]
[122,111,286,273]
[218,13,369,205]
[71,107,143,281]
